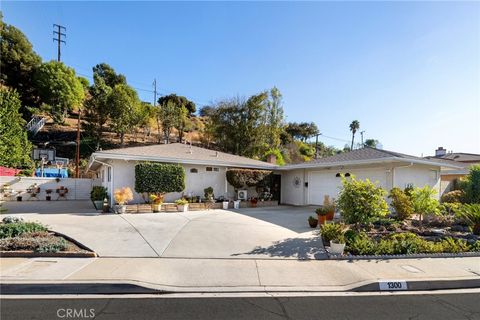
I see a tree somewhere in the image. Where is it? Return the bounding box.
[108,84,141,146]
[157,100,184,143]
[34,61,85,123]
[349,120,360,150]
[364,139,380,148]
[285,122,318,142]
[0,15,42,115]
[264,87,284,149]
[0,86,33,168]
[158,94,196,142]
[92,63,126,87]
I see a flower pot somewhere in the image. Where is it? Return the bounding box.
[46,195,51,201]
[326,210,335,221]
[177,204,188,212]
[16,196,22,202]
[308,219,318,228]
[116,205,127,214]
[222,201,229,209]
[152,203,162,212]
[233,200,241,209]
[93,200,104,210]
[317,214,327,225]
[329,241,346,255]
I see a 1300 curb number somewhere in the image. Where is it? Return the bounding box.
[379,280,408,291]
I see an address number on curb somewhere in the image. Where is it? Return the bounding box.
[379,280,408,291]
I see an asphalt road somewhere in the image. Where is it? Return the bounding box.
[2,291,480,320]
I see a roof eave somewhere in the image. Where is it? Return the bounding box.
[89,152,278,170]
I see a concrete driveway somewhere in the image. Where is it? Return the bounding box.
[2,202,326,260]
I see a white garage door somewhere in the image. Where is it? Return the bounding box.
[307,168,388,205]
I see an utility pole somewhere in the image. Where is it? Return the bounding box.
[314,133,322,159]
[360,131,365,147]
[75,111,81,178]
[153,78,158,106]
[53,24,66,62]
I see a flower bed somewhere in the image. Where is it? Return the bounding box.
[0,217,95,257]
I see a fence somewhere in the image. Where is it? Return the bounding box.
[0,176,93,201]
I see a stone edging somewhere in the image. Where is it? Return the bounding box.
[327,251,480,260]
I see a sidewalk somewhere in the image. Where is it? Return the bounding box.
[1,256,479,293]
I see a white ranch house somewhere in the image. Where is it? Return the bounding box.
[87,143,461,205]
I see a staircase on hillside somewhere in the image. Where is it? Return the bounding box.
[26,116,46,136]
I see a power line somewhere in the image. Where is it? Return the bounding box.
[53,24,66,62]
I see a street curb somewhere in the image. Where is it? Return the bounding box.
[354,278,480,292]
[0,283,166,295]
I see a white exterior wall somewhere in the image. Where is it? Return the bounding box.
[101,160,229,204]
[393,165,440,199]
[0,176,92,200]
[280,169,306,206]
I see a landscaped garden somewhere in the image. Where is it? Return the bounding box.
[0,216,94,256]
[316,165,480,256]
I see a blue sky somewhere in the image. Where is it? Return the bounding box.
[2,1,479,155]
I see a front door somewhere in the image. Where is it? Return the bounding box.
[271,174,281,204]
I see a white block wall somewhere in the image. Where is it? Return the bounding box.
[0,176,93,200]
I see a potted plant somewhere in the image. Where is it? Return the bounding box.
[308,215,318,228]
[222,199,230,209]
[204,187,215,203]
[114,187,133,214]
[45,189,53,201]
[175,198,189,212]
[329,233,346,255]
[90,186,108,210]
[149,194,164,213]
[323,195,336,221]
[250,197,258,208]
[316,207,328,225]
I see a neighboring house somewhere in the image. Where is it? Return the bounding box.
[87,143,460,205]
[424,147,480,194]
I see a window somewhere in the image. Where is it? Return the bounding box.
[335,173,341,177]
[101,170,105,182]
[206,167,213,172]
[213,168,219,172]
[107,167,111,182]
[190,168,198,173]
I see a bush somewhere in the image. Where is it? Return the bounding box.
[410,186,440,221]
[457,204,480,235]
[2,216,24,224]
[320,223,346,243]
[113,187,133,205]
[336,176,389,224]
[226,169,272,189]
[441,190,465,204]
[90,186,108,201]
[263,149,285,166]
[388,188,414,220]
[0,222,47,238]
[204,187,214,200]
[0,233,67,253]
[464,165,480,204]
[346,232,376,255]
[175,198,189,205]
[135,163,185,195]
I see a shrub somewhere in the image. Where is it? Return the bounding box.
[204,187,214,200]
[410,186,440,222]
[321,223,346,243]
[470,241,480,252]
[381,233,427,255]
[175,198,189,205]
[388,188,414,220]
[0,222,47,239]
[316,205,333,216]
[457,204,480,235]
[263,149,285,166]
[346,232,376,255]
[464,165,480,204]
[135,163,185,196]
[441,190,465,204]
[113,187,133,205]
[336,175,389,224]
[90,186,108,201]
[0,233,67,253]
[226,169,272,189]
[439,237,470,253]
[2,216,24,224]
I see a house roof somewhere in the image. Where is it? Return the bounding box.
[282,147,463,170]
[88,143,277,170]
[433,153,480,163]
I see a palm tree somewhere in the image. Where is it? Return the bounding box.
[349,120,360,150]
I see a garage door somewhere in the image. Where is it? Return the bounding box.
[307,169,388,205]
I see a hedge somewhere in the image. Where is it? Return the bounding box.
[135,162,185,195]
[226,169,272,189]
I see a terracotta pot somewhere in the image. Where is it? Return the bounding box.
[318,214,327,225]
[326,210,335,221]
[308,219,318,228]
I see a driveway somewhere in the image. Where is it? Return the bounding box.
[2,202,326,260]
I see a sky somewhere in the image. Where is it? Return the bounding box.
[2,1,479,156]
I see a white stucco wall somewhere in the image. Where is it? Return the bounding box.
[99,160,229,204]
[393,165,440,199]
[280,169,306,206]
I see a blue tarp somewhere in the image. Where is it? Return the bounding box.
[35,168,69,178]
